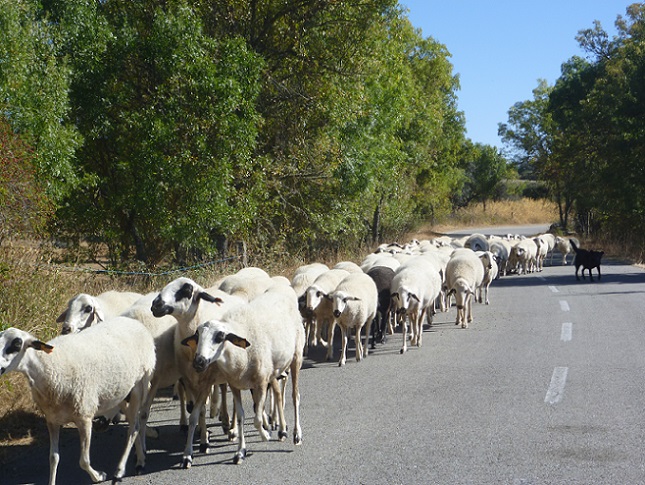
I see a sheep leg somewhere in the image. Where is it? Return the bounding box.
[324,320,337,361]
[209,384,219,419]
[198,403,210,454]
[181,389,209,469]
[139,378,162,454]
[113,381,146,480]
[416,309,426,348]
[400,313,408,354]
[218,383,234,436]
[290,359,303,445]
[46,420,60,485]
[269,379,288,441]
[231,387,247,464]
[338,326,348,366]
[76,417,107,483]
[362,319,371,358]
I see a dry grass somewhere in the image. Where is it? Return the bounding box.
[406,198,558,241]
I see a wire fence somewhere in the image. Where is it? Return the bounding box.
[31,255,243,278]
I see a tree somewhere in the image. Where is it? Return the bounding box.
[461,142,509,211]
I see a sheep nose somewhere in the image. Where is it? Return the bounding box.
[61,327,71,335]
[333,310,341,318]
[193,356,207,372]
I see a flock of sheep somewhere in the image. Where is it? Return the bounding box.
[0,230,577,485]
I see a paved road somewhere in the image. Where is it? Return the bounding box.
[3,227,645,484]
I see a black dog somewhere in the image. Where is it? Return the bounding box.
[571,239,604,281]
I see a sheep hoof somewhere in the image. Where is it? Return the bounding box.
[400,348,405,354]
[294,434,302,445]
[111,476,123,484]
[199,443,209,454]
[186,401,194,413]
[135,465,145,476]
[278,430,288,441]
[181,456,193,469]
[233,449,247,464]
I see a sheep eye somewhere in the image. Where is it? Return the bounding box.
[213,331,226,344]
[316,291,322,298]
[7,337,23,354]
[176,282,194,302]
[83,305,92,313]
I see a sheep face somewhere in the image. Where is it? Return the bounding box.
[151,277,222,318]
[329,291,360,318]
[0,328,52,375]
[182,321,250,373]
[305,285,325,313]
[56,294,104,335]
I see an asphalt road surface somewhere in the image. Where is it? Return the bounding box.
[3,225,645,484]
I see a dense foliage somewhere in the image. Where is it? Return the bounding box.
[500,3,645,251]
[1,0,519,265]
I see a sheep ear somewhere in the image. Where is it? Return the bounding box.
[409,293,420,302]
[30,341,54,354]
[226,333,251,349]
[199,292,223,306]
[181,333,199,350]
[94,305,105,323]
[346,296,361,302]
[56,310,67,323]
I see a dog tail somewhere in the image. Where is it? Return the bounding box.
[569,239,578,252]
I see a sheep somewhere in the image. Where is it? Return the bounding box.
[533,236,549,272]
[555,236,579,265]
[304,268,350,359]
[510,238,538,274]
[444,250,484,328]
[360,253,400,273]
[390,258,443,353]
[538,233,557,264]
[0,317,155,484]
[182,285,305,465]
[328,272,379,366]
[56,291,182,439]
[56,290,142,335]
[333,260,363,273]
[218,267,273,301]
[476,251,498,305]
[119,293,188,443]
[290,263,330,298]
[151,277,246,450]
[465,233,489,252]
[366,266,395,347]
[489,239,511,277]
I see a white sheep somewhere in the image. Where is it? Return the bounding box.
[538,233,557,264]
[533,236,549,272]
[477,251,498,305]
[465,233,490,252]
[56,290,142,334]
[290,263,330,297]
[390,258,442,353]
[0,317,155,484]
[555,236,579,265]
[510,238,538,274]
[333,260,363,273]
[359,253,400,273]
[56,290,183,440]
[218,267,273,301]
[327,272,378,366]
[304,268,350,359]
[182,285,305,465]
[151,276,246,451]
[488,239,511,276]
[444,249,484,328]
[119,292,188,443]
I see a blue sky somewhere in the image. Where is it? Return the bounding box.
[401,1,631,150]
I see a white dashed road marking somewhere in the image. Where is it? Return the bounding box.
[545,367,569,405]
[561,322,572,342]
[548,286,559,293]
[559,300,570,312]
